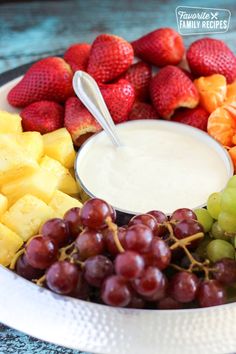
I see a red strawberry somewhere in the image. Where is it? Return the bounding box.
[100,79,135,123]
[129,102,159,120]
[8,57,73,108]
[20,101,64,134]
[120,62,152,101]
[64,97,101,147]
[87,34,134,83]
[64,43,91,72]
[172,106,209,131]
[150,65,199,119]
[132,28,185,67]
[186,38,236,83]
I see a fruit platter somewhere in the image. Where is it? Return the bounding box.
[1,28,236,353]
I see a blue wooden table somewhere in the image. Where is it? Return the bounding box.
[0,0,236,352]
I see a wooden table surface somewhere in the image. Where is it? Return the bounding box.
[0,0,236,353]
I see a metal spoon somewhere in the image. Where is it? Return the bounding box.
[73,71,122,147]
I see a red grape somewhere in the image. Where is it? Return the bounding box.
[174,220,203,238]
[133,266,166,297]
[169,271,199,303]
[158,297,182,309]
[129,214,158,233]
[70,275,90,300]
[129,294,146,309]
[144,275,167,301]
[84,255,113,287]
[46,261,80,295]
[80,198,114,229]
[173,219,203,249]
[16,254,44,280]
[41,218,70,247]
[101,275,131,307]
[125,224,153,253]
[197,280,226,307]
[145,237,171,270]
[213,258,236,285]
[147,210,167,224]
[105,227,127,256]
[64,207,82,238]
[75,229,105,260]
[170,208,197,222]
[109,205,117,223]
[25,236,58,269]
[115,251,145,280]
[147,210,168,237]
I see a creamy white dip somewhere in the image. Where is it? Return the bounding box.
[76,120,231,214]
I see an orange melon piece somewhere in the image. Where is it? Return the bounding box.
[229,146,236,172]
[207,107,236,146]
[223,96,236,118]
[194,74,227,113]
[227,81,236,99]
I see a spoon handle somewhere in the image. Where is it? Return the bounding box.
[73,71,122,147]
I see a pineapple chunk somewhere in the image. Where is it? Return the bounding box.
[2,168,58,205]
[43,128,75,168]
[0,194,8,216]
[0,223,23,266]
[40,155,80,195]
[0,135,38,185]
[2,132,44,162]
[69,168,75,179]
[49,190,82,218]
[1,194,55,241]
[18,132,44,161]
[0,111,22,133]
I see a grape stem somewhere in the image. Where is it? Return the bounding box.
[26,235,38,246]
[35,274,46,287]
[169,232,204,250]
[166,222,211,278]
[9,249,25,270]
[169,263,187,272]
[182,244,210,277]
[73,259,84,268]
[105,217,125,253]
[58,242,75,261]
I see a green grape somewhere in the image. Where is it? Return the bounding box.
[227,175,236,188]
[195,208,213,232]
[206,239,235,263]
[232,236,236,248]
[221,188,236,215]
[207,192,221,219]
[195,235,212,259]
[210,221,231,241]
[218,211,236,233]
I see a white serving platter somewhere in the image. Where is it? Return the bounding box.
[0,75,236,354]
